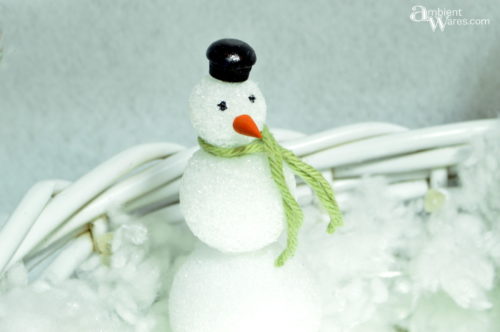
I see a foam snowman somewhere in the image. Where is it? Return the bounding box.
[169,39,322,332]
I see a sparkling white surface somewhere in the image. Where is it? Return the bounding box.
[168,245,322,332]
[180,149,295,253]
[189,76,266,148]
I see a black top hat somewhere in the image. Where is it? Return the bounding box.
[206,39,257,83]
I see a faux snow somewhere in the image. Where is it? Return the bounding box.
[0,209,197,332]
[169,245,321,332]
[0,125,499,331]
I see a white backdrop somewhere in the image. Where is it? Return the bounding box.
[0,0,499,214]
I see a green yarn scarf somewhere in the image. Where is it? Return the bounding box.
[198,126,343,266]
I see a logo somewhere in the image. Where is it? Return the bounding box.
[410,5,490,32]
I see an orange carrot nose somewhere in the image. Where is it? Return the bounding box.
[233,114,262,139]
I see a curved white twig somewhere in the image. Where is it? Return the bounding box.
[334,146,464,177]
[284,122,408,156]
[0,180,69,275]
[6,143,183,270]
[124,178,182,213]
[304,119,496,169]
[430,168,448,189]
[32,147,194,255]
[35,232,93,285]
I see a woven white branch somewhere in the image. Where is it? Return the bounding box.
[0,119,496,282]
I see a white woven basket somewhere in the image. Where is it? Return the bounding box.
[0,119,496,284]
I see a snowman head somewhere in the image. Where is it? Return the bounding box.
[189,76,266,147]
[189,38,265,147]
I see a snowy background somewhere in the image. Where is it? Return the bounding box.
[0,0,499,213]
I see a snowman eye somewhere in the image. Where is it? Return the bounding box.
[217,101,227,111]
[248,95,256,103]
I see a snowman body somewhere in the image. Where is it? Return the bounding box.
[169,245,322,332]
[169,39,322,332]
[181,149,296,253]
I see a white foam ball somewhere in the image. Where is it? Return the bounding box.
[168,245,322,332]
[180,150,295,253]
[189,76,266,148]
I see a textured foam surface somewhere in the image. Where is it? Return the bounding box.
[168,245,322,332]
[189,76,266,148]
[180,149,295,252]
